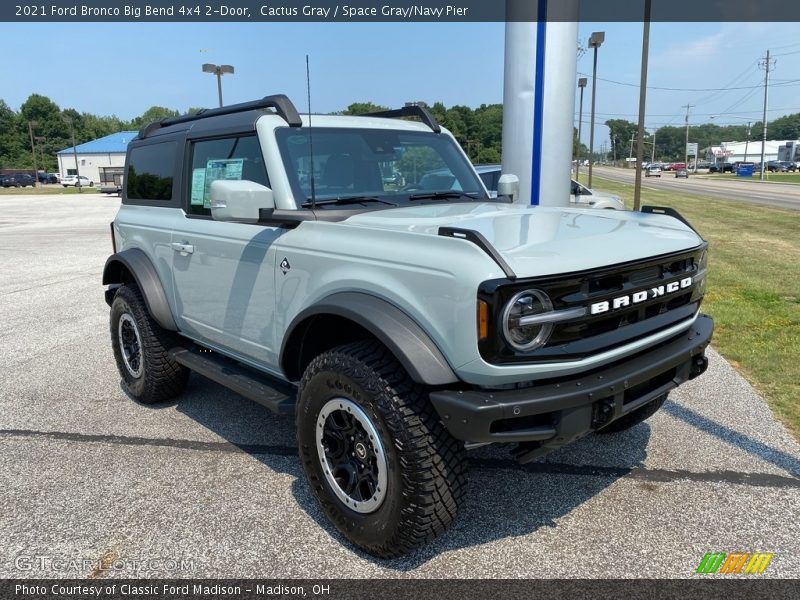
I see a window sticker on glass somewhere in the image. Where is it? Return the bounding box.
[190,168,206,206]
[204,159,244,207]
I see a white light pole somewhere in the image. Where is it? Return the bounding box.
[587,31,605,188]
[202,63,235,107]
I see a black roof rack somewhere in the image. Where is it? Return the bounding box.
[361,105,441,133]
[137,94,303,139]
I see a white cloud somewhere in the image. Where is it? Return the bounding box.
[651,32,725,68]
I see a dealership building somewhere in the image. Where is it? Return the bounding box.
[57,131,137,185]
[706,139,800,164]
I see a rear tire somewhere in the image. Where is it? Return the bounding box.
[296,340,467,558]
[596,393,667,434]
[110,284,188,404]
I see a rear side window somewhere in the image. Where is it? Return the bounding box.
[126,141,176,201]
[187,135,269,216]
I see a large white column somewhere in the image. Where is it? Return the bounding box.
[501,1,578,207]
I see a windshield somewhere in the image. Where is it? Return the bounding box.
[275,127,489,208]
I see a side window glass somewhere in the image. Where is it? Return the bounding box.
[126,141,176,201]
[188,136,269,216]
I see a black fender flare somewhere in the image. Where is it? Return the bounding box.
[102,248,178,331]
[281,292,458,386]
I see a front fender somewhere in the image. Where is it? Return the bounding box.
[281,292,458,386]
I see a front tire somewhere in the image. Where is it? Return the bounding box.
[596,393,667,434]
[297,340,467,558]
[110,284,188,404]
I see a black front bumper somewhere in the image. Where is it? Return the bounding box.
[430,315,713,458]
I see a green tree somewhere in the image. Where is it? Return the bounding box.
[130,106,180,128]
[340,102,388,115]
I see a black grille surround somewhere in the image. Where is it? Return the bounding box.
[478,244,708,365]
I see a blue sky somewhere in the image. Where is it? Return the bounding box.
[1,21,798,148]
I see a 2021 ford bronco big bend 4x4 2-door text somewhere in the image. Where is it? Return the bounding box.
[103,95,713,558]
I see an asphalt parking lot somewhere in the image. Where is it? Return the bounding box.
[1,194,799,578]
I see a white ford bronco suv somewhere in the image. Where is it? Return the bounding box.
[103,95,713,558]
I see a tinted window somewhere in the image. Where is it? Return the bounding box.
[187,136,269,216]
[126,141,176,201]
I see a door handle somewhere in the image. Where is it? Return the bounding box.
[171,242,194,255]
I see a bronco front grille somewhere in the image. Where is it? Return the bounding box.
[478,245,707,364]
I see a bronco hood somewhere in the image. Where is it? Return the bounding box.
[342,203,703,277]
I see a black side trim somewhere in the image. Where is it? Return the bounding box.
[280,292,458,386]
[170,347,295,415]
[439,226,517,280]
[102,248,177,331]
[642,205,701,237]
[138,94,302,139]
[362,105,442,133]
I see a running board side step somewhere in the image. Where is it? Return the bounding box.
[169,347,296,415]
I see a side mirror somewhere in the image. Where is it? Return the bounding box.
[497,174,520,202]
[210,179,275,223]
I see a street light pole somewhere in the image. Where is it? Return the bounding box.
[202,63,235,107]
[576,77,587,183]
[587,31,605,189]
[28,121,39,188]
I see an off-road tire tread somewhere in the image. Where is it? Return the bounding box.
[298,340,467,558]
[110,284,188,404]
[596,393,667,434]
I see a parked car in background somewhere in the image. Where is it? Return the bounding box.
[61,175,94,187]
[766,160,797,172]
[475,165,624,210]
[645,166,662,177]
[671,163,686,172]
[675,169,689,179]
[570,179,625,210]
[1,173,36,187]
[37,172,59,184]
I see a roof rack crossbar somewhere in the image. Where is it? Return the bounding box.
[138,94,302,139]
[362,105,442,133]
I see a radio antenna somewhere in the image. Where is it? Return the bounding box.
[305,54,317,211]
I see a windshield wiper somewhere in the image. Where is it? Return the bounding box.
[408,191,480,201]
[301,195,397,208]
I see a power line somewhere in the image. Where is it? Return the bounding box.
[576,72,767,92]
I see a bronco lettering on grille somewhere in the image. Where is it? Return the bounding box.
[590,277,693,315]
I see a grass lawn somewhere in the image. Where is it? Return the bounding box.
[0,186,104,196]
[593,176,800,437]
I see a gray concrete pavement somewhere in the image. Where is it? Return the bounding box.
[592,165,800,211]
[1,193,799,578]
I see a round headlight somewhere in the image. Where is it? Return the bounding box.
[501,289,554,352]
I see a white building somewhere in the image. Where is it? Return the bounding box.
[706,140,800,164]
[57,131,137,185]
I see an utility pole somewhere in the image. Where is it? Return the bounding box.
[633,0,651,212]
[758,50,774,181]
[27,121,39,188]
[629,132,637,162]
[683,103,694,170]
[64,116,82,194]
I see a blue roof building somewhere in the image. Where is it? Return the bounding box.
[56,131,138,186]
[57,131,139,155]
